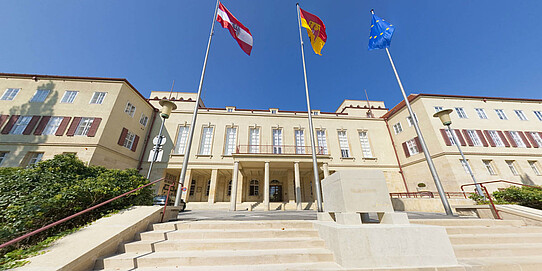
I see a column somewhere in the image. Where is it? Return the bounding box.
[208,169,218,204]
[294,162,302,210]
[236,170,244,203]
[230,162,239,211]
[287,169,295,203]
[181,169,192,202]
[264,161,270,211]
[323,163,330,179]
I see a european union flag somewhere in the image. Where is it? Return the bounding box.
[368,13,395,51]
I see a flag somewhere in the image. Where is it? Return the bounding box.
[216,2,253,56]
[299,7,327,55]
[368,12,395,50]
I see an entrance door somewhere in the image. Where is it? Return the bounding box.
[270,185,283,202]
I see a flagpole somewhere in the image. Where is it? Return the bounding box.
[174,0,220,206]
[296,3,323,212]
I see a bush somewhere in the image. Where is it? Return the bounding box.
[493,186,542,210]
[0,154,152,257]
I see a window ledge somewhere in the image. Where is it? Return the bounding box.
[196,154,212,158]
[340,157,355,160]
[362,157,377,160]
[170,153,185,156]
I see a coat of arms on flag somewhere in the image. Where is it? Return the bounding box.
[299,7,327,55]
[216,2,253,55]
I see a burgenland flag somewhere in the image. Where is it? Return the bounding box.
[299,8,327,55]
[368,12,395,50]
[216,2,253,56]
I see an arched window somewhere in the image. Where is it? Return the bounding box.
[249,180,259,196]
[206,179,211,196]
[189,180,196,196]
[227,180,232,196]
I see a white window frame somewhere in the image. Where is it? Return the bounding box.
[483,160,497,175]
[467,130,483,146]
[514,110,528,121]
[393,122,403,134]
[0,152,8,166]
[189,180,196,196]
[90,92,107,104]
[445,129,463,146]
[295,129,305,154]
[316,129,328,154]
[455,107,468,119]
[122,131,135,149]
[337,130,350,158]
[61,91,78,103]
[495,109,508,120]
[74,117,94,136]
[249,180,259,196]
[10,116,32,134]
[43,117,64,135]
[528,161,541,176]
[1,88,20,101]
[475,108,488,119]
[406,139,419,156]
[406,114,418,127]
[249,127,260,154]
[488,130,505,147]
[206,179,211,196]
[198,126,214,155]
[139,113,148,126]
[27,152,44,167]
[272,128,283,154]
[460,159,470,174]
[434,106,443,113]
[174,125,190,154]
[358,131,374,158]
[224,127,237,155]
[124,102,136,117]
[30,89,50,103]
[534,111,542,121]
[506,160,520,176]
[509,131,526,148]
[530,132,542,147]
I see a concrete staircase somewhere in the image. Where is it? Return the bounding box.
[94,220,341,271]
[411,218,542,270]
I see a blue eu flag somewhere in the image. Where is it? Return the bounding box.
[368,13,395,51]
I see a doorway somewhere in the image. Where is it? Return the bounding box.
[270,180,283,202]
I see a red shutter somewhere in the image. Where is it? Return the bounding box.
[462,130,474,146]
[0,115,8,130]
[86,118,101,137]
[504,131,517,147]
[476,130,488,147]
[56,117,72,136]
[402,142,410,158]
[118,128,128,146]
[518,132,531,148]
[131,135,139,152]
[483,130,496,147]
[498,131,510,147]
[22,116,41,135]
[454,129,467,146]
[525,132,538,148]
[66,117,82,136]
[414,137,422,153]
[34,116,51,135]
[440,129,451,146]
[1,115,20,134]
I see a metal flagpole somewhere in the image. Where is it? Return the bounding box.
[174,0,220,206]
[296,3,323,212]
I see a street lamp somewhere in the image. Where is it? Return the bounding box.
[433,109,484,197]
[146,99,177,180]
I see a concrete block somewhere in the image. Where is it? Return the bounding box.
[380,212,410,224]
[335,213,361,225]
[317,212,334,222]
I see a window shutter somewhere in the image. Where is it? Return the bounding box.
[462,130,474,146]
[56,117,72,136]
[497,131,510,147]
[1,115,19,134]
[34,116,51,135]
[86,118,101,137]
[118,128,128,146]
[131,135,139,152]
[483,130,496,147]
[22,116,41,135]
[476,130,488,147]
[66,117,82,136]
[0,115,8,130]
[504,131,517,147]
[402,142,410,158]
[454,129,467,146]
[525,132,538,148]
[440,129,451,146]
[414,137,422,153]
[517,132,531,148]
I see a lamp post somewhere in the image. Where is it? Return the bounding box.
[146,99,177,181]
[433,109,484,197]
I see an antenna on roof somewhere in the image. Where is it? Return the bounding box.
[365,89,374,118]
[168,80,175,99]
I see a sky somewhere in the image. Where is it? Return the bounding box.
[1,1,541,113]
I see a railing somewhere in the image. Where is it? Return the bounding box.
[390,191,472,199]
[0,177,165,249]
[236,145,327,155]
[460,180,542,220]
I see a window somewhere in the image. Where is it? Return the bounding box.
[514,110,528,121]
[506,160,519,176]
[316,130,328,154]
[122,131,136,149]
[406,114,418,127]
[445,129,461,146]
[249,128,260,153]
[0,152,7,166]
[61,91,78,103]
[534,111,542,121]
[358,131,373,158]
[530,132,542,147]
[295,129,305,154]
[43,117,64,135]
[74,118,94,136]
[224,127,237,155]
[509,131,526,148]
[488,130,505,147]
[206,180,211,196]
[455,107,468,119]
[90,92,107,104]
[124,102,136,117]
[460,160,470,174]
[1,88,20,100]
[529,161,541,176]
[199,127,214,155]
[483,160,497,175]
[475,108,488,119]
[249,180,259,196]
[467,130,483,146]
[337,130,350,158]
[434,106,443,113]
[270,109,277,114]
[174,126,190,154]
[139,114,148,126]
[272,128,283,154]
[10,116,32,134]
[226,107,234,112]
[22,152,44,167]
[30,89,50,102]
[495,109,508,120]
[227,180,232,196]
[393,122,403,134]
[189,180,196,196]
[406,139,419,156]
[312,111,319,115]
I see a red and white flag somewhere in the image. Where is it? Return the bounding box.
[216,2,253,56]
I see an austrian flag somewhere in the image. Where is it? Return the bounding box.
[216,2,253,55]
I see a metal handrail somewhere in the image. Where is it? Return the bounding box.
[390,191,472,199]
[0,177,165,249]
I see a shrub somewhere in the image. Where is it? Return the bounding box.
[493,186,542,210]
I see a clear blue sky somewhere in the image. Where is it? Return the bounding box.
[1,1,541,112]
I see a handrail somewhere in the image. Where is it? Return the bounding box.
[390,191,472,199]
[160,183,175,223]
[0,177,165,249]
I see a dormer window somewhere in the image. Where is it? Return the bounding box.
[270,109,278,114]
[226,107,235,113]
[312,110,320,115]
